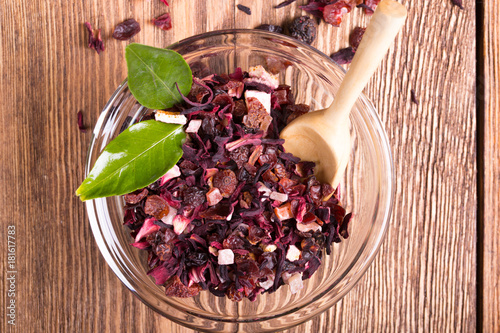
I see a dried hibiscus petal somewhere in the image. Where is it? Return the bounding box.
[160,0,169,6]
[113,18,141,40]
[77,110,87,133]
[153,13,172,31]
[84,22,104,54]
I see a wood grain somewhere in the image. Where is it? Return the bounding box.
[0,0,487,332]
[481,0,500,331]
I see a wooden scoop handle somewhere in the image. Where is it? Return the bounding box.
[325,0,407,124]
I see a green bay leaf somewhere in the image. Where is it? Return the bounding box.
[125,43,193,110]
[76,120,185,201]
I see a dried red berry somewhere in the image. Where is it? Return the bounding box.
[153,13,172,31]
[288,16,317,45]
[84,22,104,54]
[113,18,141,40]
[349,27,366,51]
[213,169,238,198]
[164,276,202,298]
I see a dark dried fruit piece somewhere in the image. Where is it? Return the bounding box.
[77,111,86,133]
[213,169,238,198]
[153,13,172,31]
[144,195,170,219]
[331,47,355,65]
[84,22,105,54]
[349,27,366,51]
[288,16,317,45]
[164,276,202,298]
[237,4,252,15]
[255,24,284,34]
[113,18,141,40]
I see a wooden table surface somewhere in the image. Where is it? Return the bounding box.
[1,0,498,332]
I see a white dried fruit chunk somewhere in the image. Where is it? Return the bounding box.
[259,277,274,290]
[296,221,322,233]
[248,65,279,89]
[260,243,277,252]
[155,110,187,125]
[245,90,271,114]
[185,119,202,133]
[286,245,301,262]
[270,191,288,202]
[287,273,304,294]
[218,249,234,265]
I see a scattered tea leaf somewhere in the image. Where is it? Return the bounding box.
[125,43,192,109]
[76,120,186,201]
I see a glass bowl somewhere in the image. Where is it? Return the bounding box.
[85,29,394,332]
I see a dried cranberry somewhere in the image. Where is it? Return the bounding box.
[153,13,172,31]
[256,24,283,34]
[213,169,238,198]
[112,18,141,40]
[183,186,206,207]
[349,27,366,51]
[288,16,317,45]
[164,276,202,298]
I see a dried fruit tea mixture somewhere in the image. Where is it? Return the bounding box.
[123,65,352,301]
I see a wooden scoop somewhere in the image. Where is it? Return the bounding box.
[280,0,407,188]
